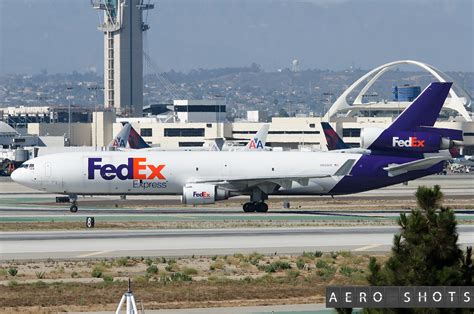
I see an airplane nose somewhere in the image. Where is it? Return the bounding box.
[10,168,25,184]
[10,168,19,182]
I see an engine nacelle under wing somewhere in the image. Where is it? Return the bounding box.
[181,183,229,205]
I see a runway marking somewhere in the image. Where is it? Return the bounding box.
[77,250,114,258]
[354,244,382,252]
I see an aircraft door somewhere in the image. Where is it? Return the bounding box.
[45,162,52,178]
[44,162,63,192]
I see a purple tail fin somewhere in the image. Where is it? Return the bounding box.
[387,82,452,131]
[368,82,452,152]
[128,126,151,149]
[321,122,349,150]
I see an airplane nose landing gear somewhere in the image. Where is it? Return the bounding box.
[70,204,78,213]
[69,194,78,213]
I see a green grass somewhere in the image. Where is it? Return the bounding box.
[146,265,158,274]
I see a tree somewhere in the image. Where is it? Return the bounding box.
[278,108,289,117]
[366,185,473,313]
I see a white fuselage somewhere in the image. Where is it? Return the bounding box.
[12,151,362,196]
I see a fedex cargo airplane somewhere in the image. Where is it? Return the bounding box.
[11,83,462,213]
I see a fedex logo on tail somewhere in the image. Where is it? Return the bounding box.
[248,138,264,149]
[88,158,165,181]
[392,137,425,148]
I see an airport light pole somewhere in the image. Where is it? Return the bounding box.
[88,86,104,150]
[66,87,73,145]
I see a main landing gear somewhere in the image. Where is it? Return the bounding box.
[242,189,269,213]
[243,201,268,213]
[69,194,78,213]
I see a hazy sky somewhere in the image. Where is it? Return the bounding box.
[0,0,472,74]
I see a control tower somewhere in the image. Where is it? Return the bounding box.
[92,0,153,116]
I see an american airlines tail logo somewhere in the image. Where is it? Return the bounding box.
[193,191,211,198]
[249,138,264,149]
[392,137,425,148]
[111,137,126,148]
[88,158,166,181]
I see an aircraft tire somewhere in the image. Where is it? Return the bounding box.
[255,202,268,213]
[243,202,255,213]
[70,205,78,213]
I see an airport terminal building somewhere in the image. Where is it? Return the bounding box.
[2,60,473,153]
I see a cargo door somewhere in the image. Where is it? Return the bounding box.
[44,162,63,192]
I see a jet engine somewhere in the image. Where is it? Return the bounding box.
[360,127,384,149]
[181,183,230,205]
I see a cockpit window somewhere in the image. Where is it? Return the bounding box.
[21,163,34,170]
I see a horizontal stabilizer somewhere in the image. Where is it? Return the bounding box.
[383,156,449,177]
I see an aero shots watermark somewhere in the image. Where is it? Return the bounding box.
[326,286,473,308]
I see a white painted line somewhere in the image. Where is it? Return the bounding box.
[77,250,114,258]
[354,244,382,252]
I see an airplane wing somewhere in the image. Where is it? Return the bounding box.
[383,156,449,177]
[190,159,356,193]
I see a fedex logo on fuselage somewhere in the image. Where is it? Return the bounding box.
[88,157,165,181]
[249,138,264,149]
[392,136,425,148]
[193,191,211,198]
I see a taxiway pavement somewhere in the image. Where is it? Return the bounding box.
[1,225,473,261]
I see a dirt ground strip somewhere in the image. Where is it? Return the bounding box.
[0,252,385,312]
[0,219,397,231]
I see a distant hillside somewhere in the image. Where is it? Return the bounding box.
[1,67,472,119]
